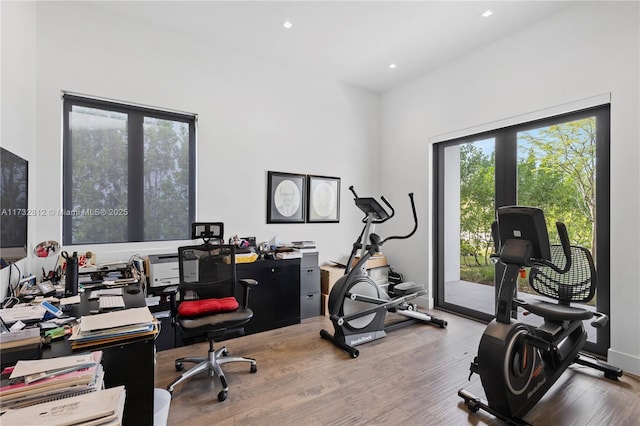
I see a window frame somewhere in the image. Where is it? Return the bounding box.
[62,94,196,245]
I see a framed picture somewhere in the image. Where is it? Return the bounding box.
[307,175,340,223]
[267,171,306,223]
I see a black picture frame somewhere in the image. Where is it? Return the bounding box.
[307,175,340,223]
[267,171,306,223]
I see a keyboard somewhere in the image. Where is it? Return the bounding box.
[99,295,126,310]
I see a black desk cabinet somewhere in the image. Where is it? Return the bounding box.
[236,258,301,335]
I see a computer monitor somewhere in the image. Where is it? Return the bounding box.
[496,206,551,261]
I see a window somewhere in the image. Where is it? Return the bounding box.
[433,104,610,355]
[62,95,196,245]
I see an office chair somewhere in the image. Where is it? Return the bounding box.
[166,223,258,402]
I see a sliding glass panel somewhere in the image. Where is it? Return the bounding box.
[441,138,496,317]
[517,116,599,343]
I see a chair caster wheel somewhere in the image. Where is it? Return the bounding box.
[218,390,228,401]
[175,362,184,371]
[222,349,229,357]
[250,364,257,373]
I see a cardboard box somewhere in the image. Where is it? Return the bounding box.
[352,255,387,270]
[322,293,330,316]
[320,265,345,294]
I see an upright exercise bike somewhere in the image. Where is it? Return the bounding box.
[459,206,622,425]
[320,186,447,358]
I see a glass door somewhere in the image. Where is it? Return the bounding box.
[436,138,496,320]
[434,105,610,353]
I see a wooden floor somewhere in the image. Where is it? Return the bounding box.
[155,310,640,426]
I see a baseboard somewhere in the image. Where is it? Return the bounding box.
[608,348,640,376]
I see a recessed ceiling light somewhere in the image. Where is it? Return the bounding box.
[482,10,493,18]
[283,21,293,30]
[389,63,397,69]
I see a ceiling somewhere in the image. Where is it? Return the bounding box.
[91,1,576,93]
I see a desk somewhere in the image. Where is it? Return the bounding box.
[42,288,154,426]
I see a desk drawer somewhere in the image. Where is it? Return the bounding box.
[301,292,321,319]
[300,252,319,269]
[301,267,320,293]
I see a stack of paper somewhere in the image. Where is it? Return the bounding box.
[0,351,104,412]
[0,327,41,356]
[0,385,125,426]
[291,240,316,249]
[276,251,303,260]
[0,305,46,325]
[69,307,158,350]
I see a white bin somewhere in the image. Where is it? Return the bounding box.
[154,388,171,426]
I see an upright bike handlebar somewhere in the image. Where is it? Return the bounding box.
[380,192,418,246]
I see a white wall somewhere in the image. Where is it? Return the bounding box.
[380,1,640,374]
[0,1,380,296]
[0,2,37,294]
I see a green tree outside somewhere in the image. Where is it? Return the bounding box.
[69,107,190,244]
[459,117,597,290]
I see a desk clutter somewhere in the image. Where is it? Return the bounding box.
[0,350,124,426]
[0,351,104,412]
[0,281,158,423]
[69,306,157,350]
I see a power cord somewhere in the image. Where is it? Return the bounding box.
[2,264,23,308]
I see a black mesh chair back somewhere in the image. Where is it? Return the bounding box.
[529,245,597,304]
[179,244,236,302]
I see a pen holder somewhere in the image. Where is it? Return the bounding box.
[65,256,79,296]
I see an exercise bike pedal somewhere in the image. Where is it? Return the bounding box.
[468,356,479,381]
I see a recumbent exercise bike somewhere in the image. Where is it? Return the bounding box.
[320,186,447,358]
[459,206,622,425]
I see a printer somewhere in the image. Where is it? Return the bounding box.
[147,253,180,288]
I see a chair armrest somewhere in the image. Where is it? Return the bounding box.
[239,278,258,308]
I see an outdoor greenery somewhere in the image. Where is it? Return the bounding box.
[459,117,597,289]
[69,107,190,244]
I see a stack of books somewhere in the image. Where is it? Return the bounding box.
[276,251,303,260]
[0,351,104,412]
[0,327,42,368]
[0,385,125,426]
[69,306,158,350]
[291,240,316,249]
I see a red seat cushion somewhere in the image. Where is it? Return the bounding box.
[178,297,239,318]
